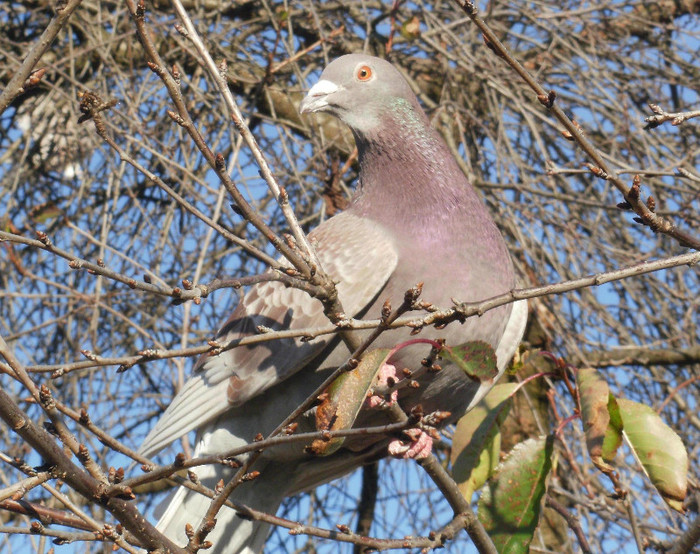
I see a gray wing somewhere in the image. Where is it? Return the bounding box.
[139,212,398,456]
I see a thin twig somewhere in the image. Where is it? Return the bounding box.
[0,335,185,554]
[122,0,311,278]
[14,251,699,376]
[623,496,645,553]
[0,0,85,114]
[168,0,320,269]
[452,0,700,250]
[667,512,700,554]
[545,495,593,554]
[182,287,422,548]
[644,103,700,129]
[354,463,379,553]
[0,334,108,483]
[118,421,410,491]
[418,455,497,554]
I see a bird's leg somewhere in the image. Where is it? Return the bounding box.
[388,427,433,459]
[366,363,434,460]
[366,362,399,408]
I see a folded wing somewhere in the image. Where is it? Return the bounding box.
[139,212,398,457]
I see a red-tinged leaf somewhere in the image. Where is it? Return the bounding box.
[577,368,623,472]
[478,436,554,554]
[451,382,518,500]
[618,398,688,512]
[441,340,498,383]
[310,348,391,456]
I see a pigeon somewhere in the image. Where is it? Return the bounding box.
[139,53,528,553]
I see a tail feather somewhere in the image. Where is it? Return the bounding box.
[155,459,285,554]
[153,423,288,554]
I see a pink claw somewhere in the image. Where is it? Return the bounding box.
[366,362,399,408]
[388,428,433,459]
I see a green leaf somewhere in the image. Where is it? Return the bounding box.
[28,201,62,224]
[309,348,391,456]
[576,368,623,472]
[399,15,421,40]
[602,394,623,462]
[478,436,554,554]
[618,398,688,512]
[451,382,518,500]
[441,340,498,383]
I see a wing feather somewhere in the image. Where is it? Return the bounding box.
[139,212,397,456]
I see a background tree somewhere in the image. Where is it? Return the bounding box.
[0,0,698,552]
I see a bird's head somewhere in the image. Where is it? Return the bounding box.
[299,54,422,136]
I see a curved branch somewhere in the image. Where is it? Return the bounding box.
[453,0,700,250]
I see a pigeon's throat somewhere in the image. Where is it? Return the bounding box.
[351,131,476,223]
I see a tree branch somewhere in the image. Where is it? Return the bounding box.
[452,0,700,250]
[0,0,85,114]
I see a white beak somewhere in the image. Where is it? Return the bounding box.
[299,79,340,114]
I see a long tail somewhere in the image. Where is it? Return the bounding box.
[154,432,287,554]
[154,438,387,553]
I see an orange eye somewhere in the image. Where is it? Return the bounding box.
[357,65,373,81]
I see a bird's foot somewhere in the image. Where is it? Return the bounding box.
[388,428,433,459]
[366,362,399,408]
[366,362,435,459]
